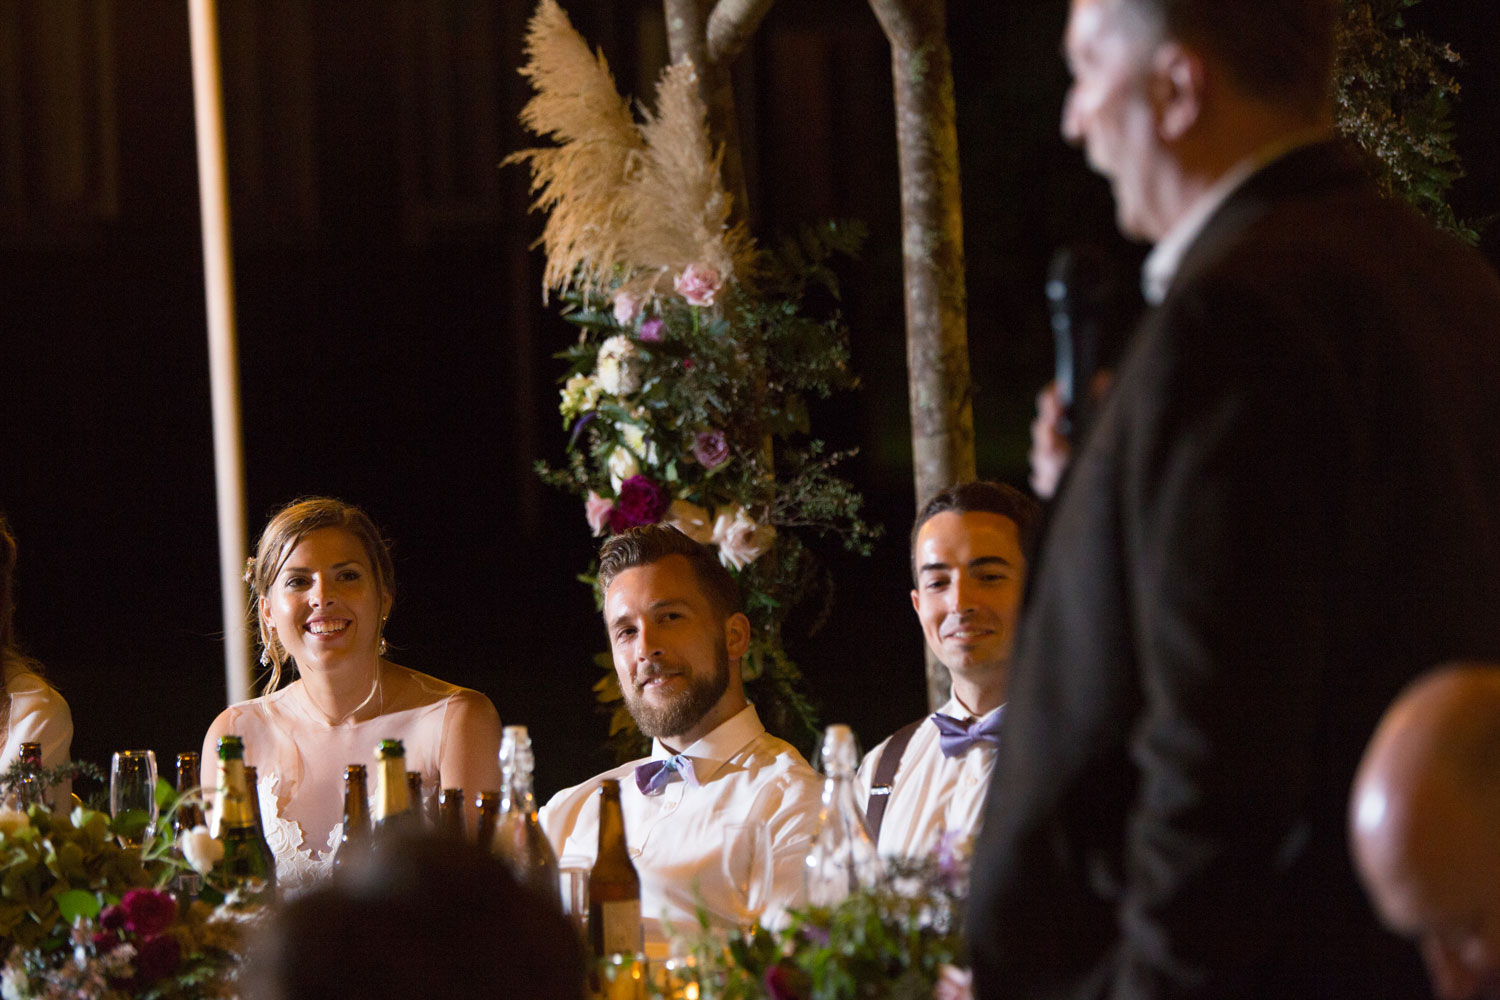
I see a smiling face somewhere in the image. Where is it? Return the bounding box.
[1061,0,1175,240]
[911,511,1026,711]
[604,554,749,748]
[260,527,390,675]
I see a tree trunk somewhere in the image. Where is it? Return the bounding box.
[869,0,975,711]
[662,0,772,225]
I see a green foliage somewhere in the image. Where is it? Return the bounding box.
[0,774,262,998]
[669,851,970,1000]
[1336,0,1478,242]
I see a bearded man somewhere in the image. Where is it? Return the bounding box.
[540,525,822,952]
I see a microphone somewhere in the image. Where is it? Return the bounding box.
[1045,244,1116,446]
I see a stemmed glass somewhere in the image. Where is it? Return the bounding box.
[722,820,773,929]
[110,750,158,849]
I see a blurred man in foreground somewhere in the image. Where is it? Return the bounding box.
[967,0,1500,997]
[1352,665,1500,1000]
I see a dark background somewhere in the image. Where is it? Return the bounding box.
[2,0,1496,800]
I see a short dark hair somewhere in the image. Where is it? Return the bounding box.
[1124,0,1336,117]
[599,524,744,619]
[910,482,1040,583]
[245,834,584,1000]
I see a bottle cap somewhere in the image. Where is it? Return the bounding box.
[376,738,405,759]
[217,735,246,759]
[815,724,860,776]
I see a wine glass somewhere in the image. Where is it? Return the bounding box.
[110,750,158,849]
[722,820,773,929]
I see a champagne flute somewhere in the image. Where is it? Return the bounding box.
[110,750,158,849]
[722,820,773,929]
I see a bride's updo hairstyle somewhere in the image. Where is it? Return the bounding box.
[245,498,396,693]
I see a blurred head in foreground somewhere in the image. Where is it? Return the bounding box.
[245,834,584,1000]
[1352,664,1500,1000]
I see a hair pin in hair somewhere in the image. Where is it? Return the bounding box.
[243,556,257,585]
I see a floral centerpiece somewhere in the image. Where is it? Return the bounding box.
[0,762,261,1000]
[509,0,879,758]
[667,838,972,1000]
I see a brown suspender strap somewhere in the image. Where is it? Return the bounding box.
[864,718,924,844]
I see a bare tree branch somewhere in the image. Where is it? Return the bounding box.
[707,0,776,64]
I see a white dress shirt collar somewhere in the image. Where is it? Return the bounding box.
[648,703,763,785]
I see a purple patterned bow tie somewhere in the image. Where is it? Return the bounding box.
[634,753,696,795]
[931,712,1004,758]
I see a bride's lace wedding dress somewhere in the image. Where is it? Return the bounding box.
[206,665,496,893]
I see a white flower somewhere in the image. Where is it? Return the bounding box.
[712,505,776,570]
[608,446,641,492]
[595,335,643,396]
[559,373,601,423]
[665,500,714,544]
[612,290,643,325]
[0,808,29,837]
[615,421,659,468]
[180,824,224,876]
[2,963,26,1000]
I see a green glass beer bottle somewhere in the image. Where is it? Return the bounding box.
[212,736,277,900]
[373,739,419,839]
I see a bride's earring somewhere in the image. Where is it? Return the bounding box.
[378,616,388,656]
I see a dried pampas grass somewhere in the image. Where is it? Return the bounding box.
[504,0,643,299]
[620,63,755,300]
[508,0,753,303]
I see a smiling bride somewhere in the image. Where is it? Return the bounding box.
[201,497,502,891]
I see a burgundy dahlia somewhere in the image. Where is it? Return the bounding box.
[121,888,177,937]
[609,475,670,531]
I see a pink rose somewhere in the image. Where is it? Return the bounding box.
[674,264,722,307]
[585,492,615,537]
[638,317,664,342]
[692,430,730,468]
[613,290,642,325]
[609,476,670,532]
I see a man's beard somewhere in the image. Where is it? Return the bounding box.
[623,636,730,740]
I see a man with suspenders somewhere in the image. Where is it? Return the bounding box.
[856,482,1039,856]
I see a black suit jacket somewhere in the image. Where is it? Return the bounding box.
[968,141,1500,1000]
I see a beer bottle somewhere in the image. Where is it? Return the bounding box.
[334,764,371,868]
[588,779,642,959]
[8,742,44,809]
[474,791,500,851]
[494,726,559,904]
[373,739,418,838]
[171,751,207,897]
[438,788,466,840]
[405,771,426,827]
[211,736,277,900]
